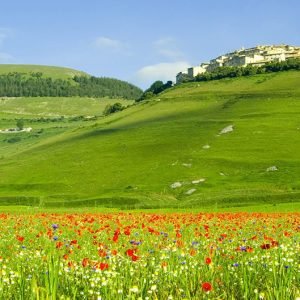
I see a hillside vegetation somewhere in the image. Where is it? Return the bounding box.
[0,70,300,209]
[0,64,143,99]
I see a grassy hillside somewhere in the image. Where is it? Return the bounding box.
[0,64,87,80]
[0,96,133,157]
[0,96,134,118]
[0,64,143,99]
[0,70,300,209]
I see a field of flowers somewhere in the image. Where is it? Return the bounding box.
[0,212,298,299]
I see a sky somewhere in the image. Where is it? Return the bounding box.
[0,0,299,89]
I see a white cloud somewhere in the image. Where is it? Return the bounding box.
[94,36,127,52]
[135,61,191,87]
[0,52,14,63]
[153,37,184,60]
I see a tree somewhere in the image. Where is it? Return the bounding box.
[16,119,24,130]
[148,80,164,94]
[137,80,174,102]
[103,103,124,116]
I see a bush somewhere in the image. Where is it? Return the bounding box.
[103,103,124,116]
[16,119,24,130]
[7,137,21,143]
[137,80,173,102]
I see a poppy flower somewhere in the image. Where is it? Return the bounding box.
[100,262,109,270]
[260,244,271,250]
[125,249,135,257]
[205,257,212,265]
[16,235,24,242]
[82,257,89,267]
[131,254,139,261]
[202,282,212,292]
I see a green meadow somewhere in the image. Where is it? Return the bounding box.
[0,64,87,80]
[0,69,300,210]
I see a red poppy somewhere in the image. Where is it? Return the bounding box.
[131,254,139,261]
[125,249,136,257]
[205,257,212,265]
[16,235,24,243]
[202,282,212,292]
[82,257,89,267]
[124,228,131,235]
[260,243,271,250]
[100,262,109,270]
[98,250,107,257]
[56,241,63,249]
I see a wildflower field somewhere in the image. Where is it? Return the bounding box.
[0,212,299,299]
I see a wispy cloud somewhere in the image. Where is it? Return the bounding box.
[94,36,128,52]
[153,37,184,60]
[135,61,191,87]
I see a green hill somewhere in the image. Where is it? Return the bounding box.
[0,70,300,209]
[0,64,143,99]
[0,64,87,80]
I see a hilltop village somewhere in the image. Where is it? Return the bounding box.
[176,44,300,83]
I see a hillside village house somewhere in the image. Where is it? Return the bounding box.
[176,44,300,83]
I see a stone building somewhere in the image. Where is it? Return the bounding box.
[176,44,300,83]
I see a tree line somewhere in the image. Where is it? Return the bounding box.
[137,80,173,101]
[0,72,143,100]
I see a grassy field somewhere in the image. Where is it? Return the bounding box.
[0,70,300,209]
[0,64,88,81]
[0,96,133,157]
[0,96,134,119]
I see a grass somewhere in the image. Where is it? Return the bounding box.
[0,70,300,209]
[0,96,133,119]
[0,64,88,81]
[0,97,133,157]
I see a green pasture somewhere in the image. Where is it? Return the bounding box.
[0,64,87,81]
[0,70,300,209]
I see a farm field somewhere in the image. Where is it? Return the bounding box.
[0,212,298,299]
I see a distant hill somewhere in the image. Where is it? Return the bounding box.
[0,70,300,209]
[0,64,143,100]
[0,64,88,80]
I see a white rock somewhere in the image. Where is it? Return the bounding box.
[220,125,234,135]
[185,188,196,195]
[182,163,192,167]
[170,182,182,189]
[192,178,205,184]
[202,144,210,149]
[266,166,278,172]
[23,127,32,132]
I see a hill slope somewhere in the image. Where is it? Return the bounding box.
[0,71,300,209]
[0,64,143,99]
[0,64,87,80]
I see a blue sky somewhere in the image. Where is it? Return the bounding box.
[0,0,299,89]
